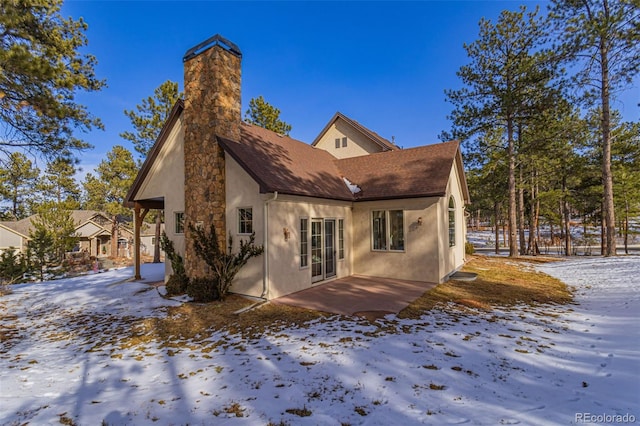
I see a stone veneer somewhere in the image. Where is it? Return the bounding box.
[182,39,242,278]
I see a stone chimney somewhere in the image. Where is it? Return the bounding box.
[182,35,242,278]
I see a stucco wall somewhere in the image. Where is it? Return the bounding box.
[314,120,385,159]
[352,198,441,283]
[225,155,265,297]
[438,161,467,279]
[0,226,25,252]
[76,222,101,237]
[265,196,352,299]
[135,117,185,279]
[223,155,355,299]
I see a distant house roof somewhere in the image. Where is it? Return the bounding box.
[311,112,400,152]
[0,210,121,239]
[0,218,32,238]
[220,122,467,202]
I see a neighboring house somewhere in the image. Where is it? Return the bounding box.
[140,222,164,258]
[125,35,470,299]
[0,221,30,254]
[0,210,135,258]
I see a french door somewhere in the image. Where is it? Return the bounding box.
[311,219,336,283]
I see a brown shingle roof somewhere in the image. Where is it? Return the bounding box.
[336,141,461,201]
[218,123,354,200]
[220,123,464,202]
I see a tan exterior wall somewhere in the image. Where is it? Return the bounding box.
[0,226,25,252]
[222,158,467,297]
[437,161,467,280]
[352,198,441,283]
[266,195,353,299]
[314,119,385,159]
[136,118,185,279]
[76,222,101,238]
[225,155,265,297]
[224,161,354,299]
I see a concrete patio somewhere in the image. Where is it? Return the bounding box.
[271,275,438,319]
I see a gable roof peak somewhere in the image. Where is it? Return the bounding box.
[312,111,400,152]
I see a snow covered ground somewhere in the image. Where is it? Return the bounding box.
[1,258,639,425]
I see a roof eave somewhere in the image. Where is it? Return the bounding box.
[353,192,446,202]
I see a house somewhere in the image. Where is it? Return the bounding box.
[0,210,135,258]
[125,34,470,299]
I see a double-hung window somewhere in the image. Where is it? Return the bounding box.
[238,207,253,234]
[174,212,185,234]
[372,210,404,251]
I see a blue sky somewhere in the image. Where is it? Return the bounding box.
[62,1,639,178]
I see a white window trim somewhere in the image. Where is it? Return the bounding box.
[338,218,345,261]
[237,207,253,235]
[448,196,456,248]
[299,216,309,269]
[371,210,405,253]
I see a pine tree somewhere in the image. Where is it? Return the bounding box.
[0,152,40,219]
[37,158,81,207]
[121,80,182,162]
[32,202,79,263]
[120,80,182,262]
[0,0,104,162]
[0,248,27,285]
[611,120,639,254]
[27,225,54,281]
[83,145,137,216]
[445,6,557,256]
[549,0,640,256]
[82,145,137,257]
[244,96,292,135]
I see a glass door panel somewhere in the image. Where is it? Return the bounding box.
[324,220,336,278]
[311,220,323,283]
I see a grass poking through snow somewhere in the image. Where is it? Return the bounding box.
[399,255,572,318]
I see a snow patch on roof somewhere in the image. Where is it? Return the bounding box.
[343,177,361,194]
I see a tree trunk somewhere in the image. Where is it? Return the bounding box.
[153,211,162,263]
[624,199,629,254]
[111,216,118,258]
[494,202,500,255]
[518,165,526,255]
[562,176,571,256]
[528,170,540,255]
[599,17,616,256]
[507,119,518,257]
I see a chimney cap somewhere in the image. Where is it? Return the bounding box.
[183,34,242,62]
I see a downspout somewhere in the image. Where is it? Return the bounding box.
[262,191,278,299]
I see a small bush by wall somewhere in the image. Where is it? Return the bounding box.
[160,233,189,295]
[465,242,475,255]
[165,274,188,296]
[187,277,220,302]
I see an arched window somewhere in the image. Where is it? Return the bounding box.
[448,196,456,247]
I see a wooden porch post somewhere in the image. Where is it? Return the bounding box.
[133,202,149,280]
